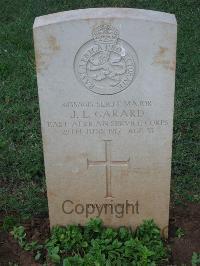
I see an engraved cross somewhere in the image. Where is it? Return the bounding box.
[87,140,130,198]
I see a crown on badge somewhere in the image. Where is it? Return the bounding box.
[92,24,119,44]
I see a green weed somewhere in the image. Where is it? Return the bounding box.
[1,215,18,232]
[175,227,185,239]
[11,218,168,265]
[192,252,200,266]
[11,225,43,251]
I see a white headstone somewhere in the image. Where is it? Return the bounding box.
[33,8,177,236]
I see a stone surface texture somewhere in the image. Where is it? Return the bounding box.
[33,8,177,235]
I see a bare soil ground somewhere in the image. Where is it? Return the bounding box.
[169,202,200,265]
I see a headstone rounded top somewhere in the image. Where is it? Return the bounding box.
[33,8,176,29]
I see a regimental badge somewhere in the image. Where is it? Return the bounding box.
[74,24,139,95]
